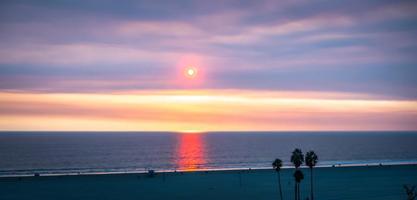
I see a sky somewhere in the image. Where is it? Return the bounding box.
[0,0,416,131]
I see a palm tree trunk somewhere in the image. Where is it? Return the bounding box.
[295,182,297,200]
[310,168,314,200]
[278,172,283,200]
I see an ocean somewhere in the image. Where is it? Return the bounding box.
[0,131,416,176]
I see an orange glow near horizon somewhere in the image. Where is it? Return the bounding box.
[177,133,206,170]
[0,89,417,131]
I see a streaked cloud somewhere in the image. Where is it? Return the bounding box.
[1,90,416,131]
[0,43,179,65]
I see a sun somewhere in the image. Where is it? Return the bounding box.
[187,68,195,76]
[185,67,197,78]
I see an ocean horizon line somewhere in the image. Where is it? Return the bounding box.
[1,130,417,134]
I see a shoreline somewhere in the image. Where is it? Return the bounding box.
[1,160,416,178]
[2,164,416,200]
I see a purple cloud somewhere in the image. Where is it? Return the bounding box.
[0,0,416,98]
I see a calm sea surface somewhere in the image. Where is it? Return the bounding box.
[0,131,416,176]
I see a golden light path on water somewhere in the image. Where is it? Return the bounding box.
[177,133,206,171]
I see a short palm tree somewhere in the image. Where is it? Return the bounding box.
[272,159,283,200]
[291,149,304,200]
[293,170,304,200]
[305,151,318,200]
[404,185,417,200]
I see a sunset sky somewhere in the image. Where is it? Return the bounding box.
[0,0,416,131]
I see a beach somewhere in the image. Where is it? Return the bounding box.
[1,164,416,200]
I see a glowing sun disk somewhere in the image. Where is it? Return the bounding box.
[186,67,197,78]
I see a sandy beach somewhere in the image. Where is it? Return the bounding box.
[1,164,416,200]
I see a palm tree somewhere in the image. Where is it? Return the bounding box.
[305,151,318,200]
[291,149,304,168]
[272,159,283,200]
[404,185,417,200]
[293,170,304,200]
[291,149,304,200]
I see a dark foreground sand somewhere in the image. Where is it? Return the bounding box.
[1,165,417,200]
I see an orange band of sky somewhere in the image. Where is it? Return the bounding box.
[0,90,416,131]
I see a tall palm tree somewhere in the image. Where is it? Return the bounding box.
[291,149,304,200]
[272,159,283,200]
[291,149,304,168]
[305,151,318,200]
[293,170,304,200]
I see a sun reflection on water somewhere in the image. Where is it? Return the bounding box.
[177,133,206,171]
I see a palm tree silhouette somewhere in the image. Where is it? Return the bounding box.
[404,185,417,200]
[305,151,318,200]
[291,148,304,200]
[272,159,283,200]
[293,170,304,200]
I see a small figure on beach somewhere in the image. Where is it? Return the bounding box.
[147,170,155,178]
